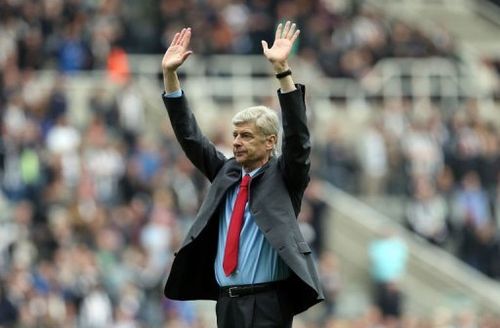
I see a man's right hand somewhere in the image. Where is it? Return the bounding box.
[162,27,193,73]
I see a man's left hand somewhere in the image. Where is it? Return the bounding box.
[261,21,300,71]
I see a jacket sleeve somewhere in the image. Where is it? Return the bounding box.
[162,92,226,182]
[277,84,311,195]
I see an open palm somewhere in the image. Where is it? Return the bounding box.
[162,28,193,71]
[262,21,300,64]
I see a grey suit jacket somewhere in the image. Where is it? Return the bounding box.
[162,84,324,314]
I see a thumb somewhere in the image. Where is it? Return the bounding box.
[261,40,269,53]
[182,50,193,62]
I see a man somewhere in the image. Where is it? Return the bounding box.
[161,21,324,328]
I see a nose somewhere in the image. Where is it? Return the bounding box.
[233,135,242,147]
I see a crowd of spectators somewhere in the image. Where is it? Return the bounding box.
[1,0,499,327]
[0,0,457,78]
[320,97,500,279]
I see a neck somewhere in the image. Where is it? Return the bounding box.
[243,156,270,172]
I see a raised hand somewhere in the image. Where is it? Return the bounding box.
[261,21,300,68]
[162,28,193,72]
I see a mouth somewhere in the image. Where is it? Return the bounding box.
[234,150,246,158]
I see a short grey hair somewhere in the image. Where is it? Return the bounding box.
[232,106,280,156]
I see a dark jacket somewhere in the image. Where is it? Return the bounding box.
[162,84,324,314]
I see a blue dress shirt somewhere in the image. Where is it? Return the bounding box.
[215,168,289,286]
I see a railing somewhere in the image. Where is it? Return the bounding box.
[127,54,496,114]
[321,183,500,317]
[475,0,500,27]
[35,55,498,139]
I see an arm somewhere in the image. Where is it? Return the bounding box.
[262,21,311,192]
[161,28,225,181]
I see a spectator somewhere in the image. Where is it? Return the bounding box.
[57,20,93,72]
[302,177,329,253]
[358,118,388,196]
[401,114,444,181]
[405,176,450,246]
[116,81,146,148]
[451,170,496,274]
[368,227,408,320]
[107,45,130,84]
[452,170,492,231]
[79,284,113,328]
[321,123,358,193]
[45,113,82,187]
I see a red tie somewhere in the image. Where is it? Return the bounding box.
[223,174,251,276]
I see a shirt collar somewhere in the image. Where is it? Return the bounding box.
[242,167,260,178]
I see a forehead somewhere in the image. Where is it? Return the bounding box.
[232,121,259,133]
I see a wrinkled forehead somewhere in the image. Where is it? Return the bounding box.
[232,121,259,133]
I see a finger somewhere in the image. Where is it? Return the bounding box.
[287,23,296,39]
[181,28,191,48]
[176,28,186,45]
[174,29,183,45]
[275,23,282,40]
[170,32,180,47]
[290,29,300,44]
[282,21,291,38]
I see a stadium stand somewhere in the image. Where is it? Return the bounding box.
[1,0,500,327]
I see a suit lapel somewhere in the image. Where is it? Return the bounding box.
[186,157,277,243]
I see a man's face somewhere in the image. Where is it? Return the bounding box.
[232,122,276,171]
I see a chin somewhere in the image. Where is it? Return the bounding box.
[235,157,250,168]
[237,159,248,167]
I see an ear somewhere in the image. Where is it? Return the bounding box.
[265,135,277,151]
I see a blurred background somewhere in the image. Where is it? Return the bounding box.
[1,0,500,327]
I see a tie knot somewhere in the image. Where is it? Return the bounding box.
[240,174,251,188]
